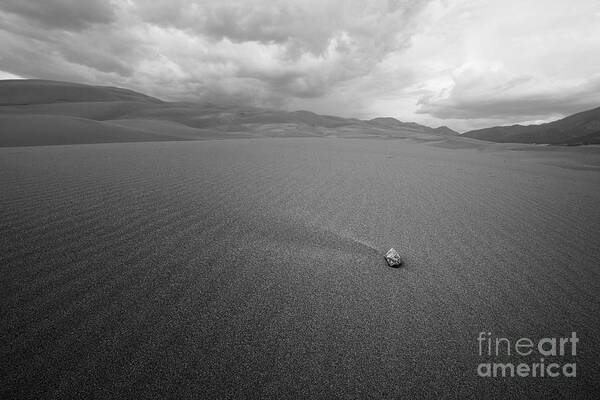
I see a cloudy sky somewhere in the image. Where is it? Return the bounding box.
[1,0,599,131]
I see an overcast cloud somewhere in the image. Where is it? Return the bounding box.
[1,0,599,131]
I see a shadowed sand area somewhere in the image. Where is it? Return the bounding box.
[1,138,600,398]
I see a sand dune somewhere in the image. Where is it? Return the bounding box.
[0,115,184,147]
[0,101,161,121]
[1,138,599,398]
[0,79,161,105]
[3,80,598,147]
[0,80,461,146]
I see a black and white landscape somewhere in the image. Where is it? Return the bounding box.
[1,1,600,399]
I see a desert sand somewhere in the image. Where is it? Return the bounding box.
[1,136,599,398]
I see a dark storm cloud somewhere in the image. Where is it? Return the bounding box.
[0,0,116,31]
[124,0,434,102]
[0,0,433,107]
[0,10,141,79]
[133,0,428,55]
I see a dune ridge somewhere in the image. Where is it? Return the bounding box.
[0,80,459,147]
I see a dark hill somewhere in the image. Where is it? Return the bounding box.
[463,106,600,144]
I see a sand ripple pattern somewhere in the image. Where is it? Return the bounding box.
[1,139,599,398]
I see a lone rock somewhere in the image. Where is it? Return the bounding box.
[385,248,402,267]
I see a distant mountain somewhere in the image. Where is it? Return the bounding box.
[462,106,600,145]
[0,79,460,147]
[432,126,459,136]
[368,117,458,135]
[368,117,427,131]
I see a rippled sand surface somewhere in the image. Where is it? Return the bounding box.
[2,138,599,398]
